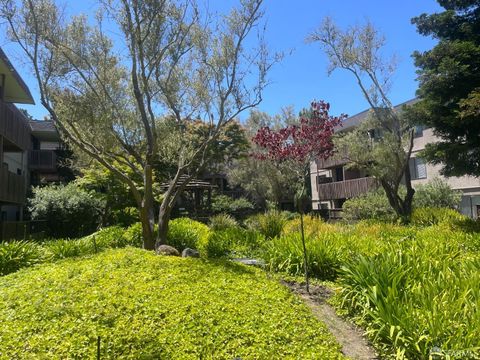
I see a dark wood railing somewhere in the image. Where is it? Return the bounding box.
[0,101,31,150]
[317,177,379,200]
[29,150,57,170]
[0,167,26,204]
[316,150,349,169]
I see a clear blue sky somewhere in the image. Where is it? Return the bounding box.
[2,0,442,120]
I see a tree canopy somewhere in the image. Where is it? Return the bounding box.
[410,0,480,176]
[1,0,274,249]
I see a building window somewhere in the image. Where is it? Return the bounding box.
[335,167,344,181]
[414,125,424,138]
[409,157,427,180]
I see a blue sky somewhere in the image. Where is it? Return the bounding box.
[2,0,442,120]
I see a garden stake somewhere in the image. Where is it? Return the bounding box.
[300,211,309,293]
[97,336,101,359]
[93,236,98,254]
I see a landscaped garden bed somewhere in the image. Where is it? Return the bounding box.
[0,248,344,359]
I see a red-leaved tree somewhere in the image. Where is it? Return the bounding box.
[253,101,346,291]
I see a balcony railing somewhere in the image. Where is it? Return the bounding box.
[316,150,349,169]
[317,177,379,200]
[0,101,31,150]
[29,150,57,170]
[0,167,26,204]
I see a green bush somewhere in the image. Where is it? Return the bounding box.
[244,210,287,239]
[413,177,462,209]
[167,218,210,251]
[198,230,232,258]
[211,195,255,217]
[209,213,238,231]
[109,206,138,227]
[262,233,344,280]
[89,226,129,248]
[411,207,466,226]
[0,248,342,359]
[29,183,105,238]
[122,222,147,248]
[0,241,46,276]
[0,226,135,276]
[337,233,480,359]
[198,227,265,258]
[44,238,91,260]
[342,188,397,222]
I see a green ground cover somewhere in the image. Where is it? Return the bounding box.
[0,248,343,359]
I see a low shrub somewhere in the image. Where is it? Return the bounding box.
[209,213,238,231]
[29,183,105,238]
[198,230,232,258]
[262,233,345,280]
[282,215,336,238]
[44,238,91,260]
[0,241,46,276]
[244,210,287,239]
[109,207,138,227]
[411,207,466,227]
[167,218,210,251]
[89,226,129,248]
[0,226,134,276]
[199,227,265,258]
[211,195,255,218]
[342,188,397,222]
[337,234,480,359]
[413,177,462,209]
[121,222,146,248]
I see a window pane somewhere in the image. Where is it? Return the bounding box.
[416,157,427,179]
[409,158,417,180]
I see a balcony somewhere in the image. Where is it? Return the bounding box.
[29,150,57,171]
[316,150,349,169]
[317,177,379,200]
[0,101,31,151]
[0,167,26,204]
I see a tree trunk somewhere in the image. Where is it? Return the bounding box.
[139,204,156,250]
[140,164,156,250]
[156,200,173,249]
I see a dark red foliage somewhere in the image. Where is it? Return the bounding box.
[252,101,346,163]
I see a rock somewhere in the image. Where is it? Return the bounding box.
[156,245,180,256]
[181,248,200,258]
[232,258,265,267]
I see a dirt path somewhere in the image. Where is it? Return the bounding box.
[283,281,378,360]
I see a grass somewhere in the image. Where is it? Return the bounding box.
[0,248,344,359]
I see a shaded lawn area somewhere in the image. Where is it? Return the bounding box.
[0,248,343,359]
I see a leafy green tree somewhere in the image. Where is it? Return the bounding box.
[308,19,417,221]
[413,177,462,209]
[410,0,480,176]
[227,109,299,209]
[1,0,274,249]
[76,166,138,227]
[29,183,105,238]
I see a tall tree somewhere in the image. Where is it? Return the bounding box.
[308,19,417,221]
[253,101,344,291]
[409,0,480,176]
[0,0,274,249]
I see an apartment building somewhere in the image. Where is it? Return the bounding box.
[29,119,63,186]
[0,48,34,222]
[310,100,480,218]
